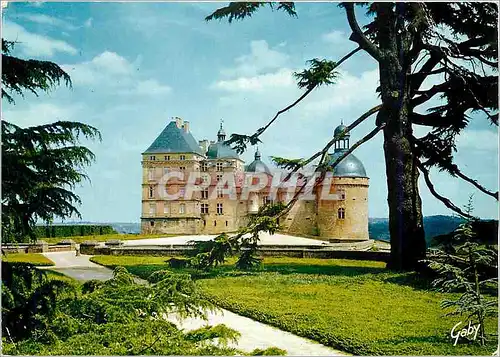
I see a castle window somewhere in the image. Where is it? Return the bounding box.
[149,156,156,161]
[179,166,186,171]
[201,162,208,172]
[165,155,170,161]
[337,190,346,200]
[214,221,217,226]
[216,174,223,182]
[216,162,223,172]
[149,203,156,217]
[164,205,169,215]
[202,174,210,184]
[164,167,168,175]
[148,168,154,181]
[338,208,345,219]
[180,155,186,161]
[217,203,223,215]
[201,203,209,214]
[179,204,185,214]
[150,221,154,227]
[149,186,154,198]
[179,188,185,198]
[201,189,209,199]
[217,187,224,198]
[225,221,228,226]
[203,220,206,226]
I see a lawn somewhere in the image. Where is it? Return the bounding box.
[42,233,178,244]
[91,255,498,356]
[1,253,55,266]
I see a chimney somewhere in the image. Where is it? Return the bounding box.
[182,121,190,133]
[174,116,183,129]
[198,139,209,154]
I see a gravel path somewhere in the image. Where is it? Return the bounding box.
[42,251,347,356]
[122,232,330,247]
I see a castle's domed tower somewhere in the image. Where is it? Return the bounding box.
[245,148,273,214]
[316,123,369,241]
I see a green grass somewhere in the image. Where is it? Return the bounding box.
[90,255,498,355]
[1,253,55,266]
[43,233,178,244]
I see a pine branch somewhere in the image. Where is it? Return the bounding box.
[342,3,382,61]
[226,47,362,153]
[416,161,475,219]
[205,2,296,23]
[2,55,71,104]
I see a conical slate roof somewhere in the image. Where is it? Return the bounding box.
[143,121,203,155]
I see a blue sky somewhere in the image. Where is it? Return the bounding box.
[2,1,498,222]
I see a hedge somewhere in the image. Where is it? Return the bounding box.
[34,225,117,238]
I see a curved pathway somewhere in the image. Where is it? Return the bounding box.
[43,251,347,356]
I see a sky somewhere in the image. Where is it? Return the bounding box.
[2,1,499,222]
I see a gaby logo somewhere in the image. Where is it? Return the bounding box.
[450,321,481,346]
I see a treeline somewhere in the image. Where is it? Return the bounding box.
[34,225,117,238]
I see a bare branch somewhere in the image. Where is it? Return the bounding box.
[276,121,384,219]
[253,47,362,139]
[416,161,474,219]
[343,3,382,61]
[413,137,498,200]
[452,166,499,200]
[411,82,449,107]
[283,104,382,182]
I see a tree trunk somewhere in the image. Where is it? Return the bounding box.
[376,4,426,270]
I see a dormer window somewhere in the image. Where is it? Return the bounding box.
[165,155,170,161]
[149,156,156,161]
[180,155,186,161]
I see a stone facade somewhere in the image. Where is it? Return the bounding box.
[141,117,370,241]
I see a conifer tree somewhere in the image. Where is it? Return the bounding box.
[204,2,498,270]
[1,40,101,243]
[424,197,498,345]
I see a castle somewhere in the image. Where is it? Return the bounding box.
[141,117,369,241]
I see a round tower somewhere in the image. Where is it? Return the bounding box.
[316,123,369,241]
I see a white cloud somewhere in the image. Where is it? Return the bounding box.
[2,21,77,57]
[16,13,78,30]
[212,68,295,92]
[62,51,172,96]
[221,40,290,77]
[2,102,83,128]
[121,79,172,96]
[322,30,347,44]
[62,51,135,85]
[301,69,380,116]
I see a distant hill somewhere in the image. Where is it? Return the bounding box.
[55,215,470,242]
[369,215,466,243]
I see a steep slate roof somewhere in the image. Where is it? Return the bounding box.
[206,141,240,159]
[143,121,203,155]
